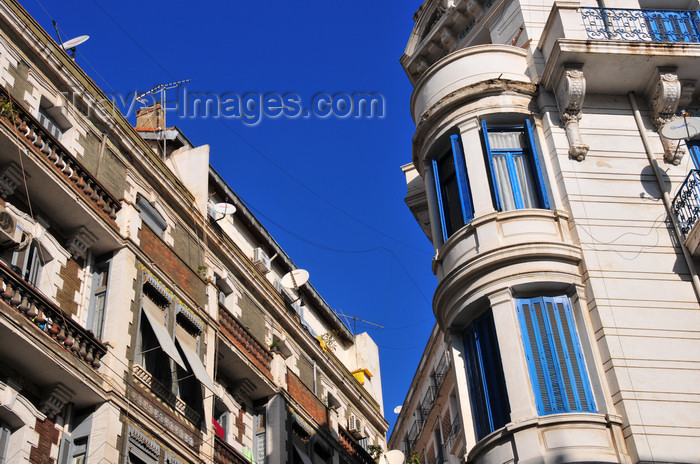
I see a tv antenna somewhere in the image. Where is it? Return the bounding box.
[281,269,309,305]
[135,79,191,157]
[52,21,89,60]
[336,312,384,337]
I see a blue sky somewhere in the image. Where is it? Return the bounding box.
[24,0,431,435]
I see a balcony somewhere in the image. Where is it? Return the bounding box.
[433,352,450,387]
[338,427,375,464]
[214,435,249,464]
[444,414,461,452]
[673,169,700,256]
[0,87,122,256]
[0,260,107,409]
[217,305,276,402]
[539,3,700,94]
[420,386,437,418]
[407,416,426,451]
[132,364,201,425]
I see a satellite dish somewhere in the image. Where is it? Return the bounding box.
[214,202,236,216]
[281,269,309,290]
[660,117,700,140]
[383,450,405,464]
[61,35,89,50]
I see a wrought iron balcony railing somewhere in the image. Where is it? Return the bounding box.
[0,261,106,370]
[407,416,426,450]
[433,351,450,387]
[581,7,700,43]
[420,386,437,418]
[445,414,461,450]
[673,169,700,237]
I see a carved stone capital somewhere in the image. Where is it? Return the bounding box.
[648,67,681,128]
[0,162,25,199]
[556,64,586,120]
[39,383,74,420]
[66,226,97,260]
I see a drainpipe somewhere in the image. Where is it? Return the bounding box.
[628,92,700,300]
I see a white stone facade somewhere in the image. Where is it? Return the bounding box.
[391,0,700,463]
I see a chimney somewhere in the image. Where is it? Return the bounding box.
[136,103,164,129]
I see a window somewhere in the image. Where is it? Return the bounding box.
[516,296,596,416]
[87,259,110,339]
[38,107,64,141]
[11,240,49,287]
[688,139,700,168]
[58,409,92,464]
[136,196,167,237]
[482,120,549,212]
[463,311,509,440]
[135,279,215,423]
[432,134,474,241]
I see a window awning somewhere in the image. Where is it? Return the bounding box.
[175,332,217,393]
[142,298,186,370]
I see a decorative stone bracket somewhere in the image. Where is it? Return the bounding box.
[647,67,696,165]
[39,383,74,420]
[65,226,97,261]
[0,162,25,199]
[556,63,589,161]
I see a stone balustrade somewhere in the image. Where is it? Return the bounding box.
[0,261,106,370]
[0,86,120,223]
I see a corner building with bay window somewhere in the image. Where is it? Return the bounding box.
[0,1,388,464]
[390,0,700,463]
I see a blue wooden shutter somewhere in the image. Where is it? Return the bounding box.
[450,134,474,224]
[517,296,596,416]
[432,158,449,242]
[481,120,503,211]
[525,119,550,209]
[464,311,509,440]
[550,296,596,413]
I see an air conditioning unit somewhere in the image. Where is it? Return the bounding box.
[0,206,21,247]
[348,414,364,439]
[252,247,271,273]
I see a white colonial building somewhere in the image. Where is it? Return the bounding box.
[390,0,700,463]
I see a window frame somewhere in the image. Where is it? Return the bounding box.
[87,258,111,339]
[462,310,510,440]
[482,119,550,212]
[37,106,65,141]
[515,295,596,416]
[432,134,474,242]
[136,196,167,237]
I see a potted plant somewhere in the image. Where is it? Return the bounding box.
[269,340,280,352]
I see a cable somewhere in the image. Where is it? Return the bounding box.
[247,204,385,255]
[85,0,174,79]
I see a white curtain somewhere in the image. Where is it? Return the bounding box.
[493,154,516,211]
[513,154,538,208]
[488,131,525,150]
